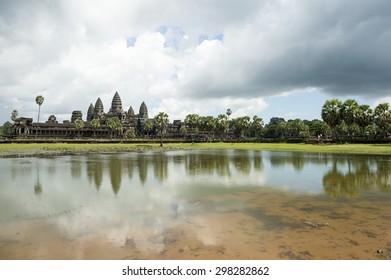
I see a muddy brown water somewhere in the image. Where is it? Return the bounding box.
[0,150,390,260]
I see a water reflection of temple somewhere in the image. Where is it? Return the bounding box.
[8,151,388,197]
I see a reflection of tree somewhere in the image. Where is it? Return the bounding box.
[86,155,103,190]
[232,151,251,174]
[291,153,305,170]
[323,168,360,198]
[185,154,205,176]
[253,151,264,171]
[215,154,231,176]
[34,181,43,194]
[153,153,168,182]
[125,157,134,179]
[184,152,231,177]
[109,155,122,194]
[376,160,391,192]
[34,164,42,195]
[323,157,390,197]
[47,159,56,175]
[70,157,82,178]
[137,154,148,185]
[269,153,305,171]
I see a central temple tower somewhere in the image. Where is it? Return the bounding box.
[109,91,122,113]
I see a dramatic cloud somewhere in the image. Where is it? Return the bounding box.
[0,0,390,123]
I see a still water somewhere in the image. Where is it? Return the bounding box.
[0,150,390,259]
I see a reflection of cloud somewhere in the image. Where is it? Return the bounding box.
[187,217,219,246]
[5,150,390,257]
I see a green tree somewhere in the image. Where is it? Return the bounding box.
[251,115,264,138]
[308,120,331,138]
[126,128,136,139]
[263,117,285,139]
[185,113,201,140]
[288,119,308,139]
[1,121,12,136]
[341,99,359,140]
[355,105,373,137]
[276,121,288,140]
[232,116,250,139]
[321,99,343,141]
[179,125,188,139]
[106,117,123,138]
[373,103,391,139]
[11,110,18,122]
[74,119,84,136]
[226,109,232,120]
[202,116,217,142]
[144,119,153,138]
[90,119,100,137]
[185,114,201,132]
[35,95,44,137]
[154,112,169,147]
[364,125,378,139]
[217,114,229,139]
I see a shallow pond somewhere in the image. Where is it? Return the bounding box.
[0,149,390,259]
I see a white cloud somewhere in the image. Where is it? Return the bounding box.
[0,0,390,124]
[154,97,269,121]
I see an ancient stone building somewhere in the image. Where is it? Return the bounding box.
[11,91,153,138]
[71,111,83,123]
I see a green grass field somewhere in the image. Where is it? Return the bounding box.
[0,142,390,156]
[171,142,391,155]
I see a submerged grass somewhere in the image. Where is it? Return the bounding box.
[0,142,390,157]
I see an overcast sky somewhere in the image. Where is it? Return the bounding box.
[1,0,391,124]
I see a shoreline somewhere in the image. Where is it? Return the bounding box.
[1,142,391,158]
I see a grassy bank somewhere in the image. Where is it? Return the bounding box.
[0,143,170,157]
[168,142,391,155]
[1,142,390,157]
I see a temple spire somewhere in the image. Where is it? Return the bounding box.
[139,101,148,119]
[110,91,122,113]
[94,98,104,119]
[87,103,94,121]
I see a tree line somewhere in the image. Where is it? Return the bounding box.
[177,99,391,143]
[1,96,390,143]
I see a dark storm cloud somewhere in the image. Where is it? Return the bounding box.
[178,0,391,99]
[251,0,391,97]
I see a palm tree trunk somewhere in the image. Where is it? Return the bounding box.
[36,105,41,138]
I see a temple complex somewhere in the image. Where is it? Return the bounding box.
[10,92,171,139]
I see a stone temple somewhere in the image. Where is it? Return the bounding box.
[11,91,171,138]
[85,92,149,126]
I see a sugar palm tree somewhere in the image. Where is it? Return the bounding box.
[144,119,153,138]
[154,112,169,147]
[35,95,44,137]
[373,103,391,139]
[106,117,122,138]
[35,95,44,122]
[74,119,84,137]
[251,115,264,138]
[321,99,342,141]
[11,110,18,122]
[232,116,250,138]
[341,99,359,141]
[217,114,229,139]
[226,109,232,120]
[355,105,373,137]
[91,119,100,138]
